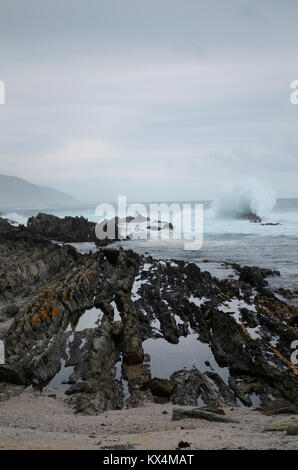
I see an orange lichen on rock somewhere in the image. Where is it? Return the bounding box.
[33,313,41,326]
[40,307,47,320]
[51,305,60,318]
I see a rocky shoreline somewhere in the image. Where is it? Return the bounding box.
[0,214,297,422]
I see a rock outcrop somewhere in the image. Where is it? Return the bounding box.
[0,224,297,415]
[27,213,98,243]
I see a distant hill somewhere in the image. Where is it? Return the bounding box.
[0,175,76,209]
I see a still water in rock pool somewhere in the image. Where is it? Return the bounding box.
[42,307,103,396]
[143,334,230,384]
[66,307,103,332]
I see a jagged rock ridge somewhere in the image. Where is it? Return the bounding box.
[0,222,297,414]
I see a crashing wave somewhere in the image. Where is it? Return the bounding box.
[212,179,276,221]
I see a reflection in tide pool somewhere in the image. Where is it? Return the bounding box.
[43,307,104,396]
[42,359,74,397]
[115,354,130,403]
[66,307,103,332]
[143,334,230,384]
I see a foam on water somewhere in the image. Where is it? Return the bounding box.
[212,178,276,220]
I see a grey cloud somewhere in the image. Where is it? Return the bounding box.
[0,0,298,202]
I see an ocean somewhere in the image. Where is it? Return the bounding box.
[3,196,298,303]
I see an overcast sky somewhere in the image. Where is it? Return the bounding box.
[0,0,298,202]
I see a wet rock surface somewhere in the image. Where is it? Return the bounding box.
[0,224,297,415]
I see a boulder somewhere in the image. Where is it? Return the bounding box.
[172,407,240,423]
[145,378,175,397]
[264,416,298,432]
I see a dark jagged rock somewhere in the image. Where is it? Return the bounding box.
[170,369,224,408]
[239,266,268,287]
[235,265,280,289]
[27,213,172,247]
[223,262,280,279]
[0,225,297,415]
[0,238,81,321]
[243,213,262,223]
[27,212,98,243]
[26,212,127,247]
[144,378,175,398]
[26,213,175,247]
[0,217,38,242]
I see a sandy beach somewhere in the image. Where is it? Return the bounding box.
[0,390,297,450]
